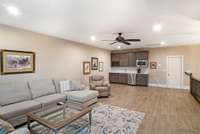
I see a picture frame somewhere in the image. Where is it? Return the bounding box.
[99,62,103,72]
[1,50,35,75]
[91,57,98,70]
[150,61,157,69]
[83,61,91,75]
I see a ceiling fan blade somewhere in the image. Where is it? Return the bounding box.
[122,41,131,45]
[110,42,117,45]
[101,40,116,41]
[125,39,141,42]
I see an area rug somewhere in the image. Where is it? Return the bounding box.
[31,104,145,134]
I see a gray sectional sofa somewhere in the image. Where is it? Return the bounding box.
[0,79,66,127]
[0,79,98,127]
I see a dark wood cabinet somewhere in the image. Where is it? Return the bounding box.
[109,73,128,84]
[119,73,128,84]
[136,74,149,86]
[128,52,136,66]
[109,73,119,83]
[110,73,149,86]
[120,53,129,66]
[136,51,148,60]
[111,53,120,66]
[111,51,148,67]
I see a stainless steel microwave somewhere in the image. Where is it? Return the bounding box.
[136,60,148,68]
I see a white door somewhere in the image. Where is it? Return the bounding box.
[167,56,183,89]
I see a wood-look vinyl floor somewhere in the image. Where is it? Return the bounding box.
[98,84,200,134]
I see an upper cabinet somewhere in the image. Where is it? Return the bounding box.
[128,52,136,66]
[111,53,120,66]
[111,51,148,67]
[136,51,148,60]
[120,53,129,66]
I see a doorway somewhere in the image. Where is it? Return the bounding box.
[167,56,184,89]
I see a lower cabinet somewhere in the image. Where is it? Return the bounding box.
[109,73,128,84]
[109,73,149,86]
[109,73,119,83]
[136,74,149,86]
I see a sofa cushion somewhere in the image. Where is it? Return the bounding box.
[64,90,98,102]
[28,79,56,99]
[0,82,31,106]
[34,94,66,107]
[0,101,41,120]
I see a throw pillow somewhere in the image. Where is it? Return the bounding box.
[70,81,85,91]
[0,119,15,133]
[59,80,70,93]
[0,127,7,134]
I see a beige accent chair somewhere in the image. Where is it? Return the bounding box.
[89,75,111,97]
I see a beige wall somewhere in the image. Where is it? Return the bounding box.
[149,45,200,87]
[0,25,111,84]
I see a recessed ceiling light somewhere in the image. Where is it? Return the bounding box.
[160,41,165,45]
[153,24,162,32]
[5,5,20,16]
[90,36,96,41]
[117,45,121,49]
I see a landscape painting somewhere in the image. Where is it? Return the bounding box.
[1,50,35,74]
[7,55,31,69]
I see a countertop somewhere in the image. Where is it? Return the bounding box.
[109,71,149,75]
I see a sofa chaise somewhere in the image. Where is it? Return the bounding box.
[54,80,99,110]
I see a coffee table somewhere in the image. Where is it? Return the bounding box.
[26,103,92,134]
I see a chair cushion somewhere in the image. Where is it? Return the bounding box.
[0,82,31,106]
[34,94,66,107]
[64,90,98,102]
[28,79,56,99]
[91,75,104,81]
[95,86,109,91]
[0,101,41,120]
[93,81,104,86]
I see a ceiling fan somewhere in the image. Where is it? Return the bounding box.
[102,33,141,45]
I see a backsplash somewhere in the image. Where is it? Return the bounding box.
[110,67,149,74]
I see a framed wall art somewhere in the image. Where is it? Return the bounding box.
[1,50,35,74]
[83,61,91,75]
[99,62,103,72]
[91,57,98,70]
[150,61,157,69]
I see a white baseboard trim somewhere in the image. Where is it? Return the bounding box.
[149,83,167,88]
[149,83,189,90]
[183,86,190,90]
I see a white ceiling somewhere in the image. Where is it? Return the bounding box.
[0,0,200,50]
